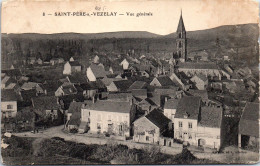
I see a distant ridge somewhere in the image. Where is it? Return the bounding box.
[1,31,162,40]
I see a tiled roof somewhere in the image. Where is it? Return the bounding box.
[129,81,147,91]
[1,76,10,84]
[155,76,175,87]
[101,77,123,87]
[85,100,132,113]
[154,87,178,96]
[175,96,201,119]
[145,109,171,129]
[32,96,60,110]
[194,74,208,82]
[198,106,222,128]
[68,61,81,66]
[107,93,132,101]
[61,84,77,95]
[132,89,147,98]
[21,82,39,90]
[89,64,107,79]
[239,102,259,137]
[20,89,37,102]
[186,89,208,101]
[1,89,19,101]
[178,62,218,70]
[113,80,133,92]
[164,99,180,109]
[67,75,87,84]
[68,102,84,113]
[2,69,22,77]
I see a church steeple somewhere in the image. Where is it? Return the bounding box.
[176,10,187,62]
[177,9,186,32]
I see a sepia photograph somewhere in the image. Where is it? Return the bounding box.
[1,0,259,165]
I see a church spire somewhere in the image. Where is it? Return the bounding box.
[175,10,187,62]
[177,10,186,32]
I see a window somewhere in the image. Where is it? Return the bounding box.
[8,112,12,117]
[179,121,183,128]
[188,122,192,129]
[146,136,149,141]
[179,42,182,48]
[7,105,13,109]
[119,125,123,132]
[179,33,182,38]
[97,123,101,129]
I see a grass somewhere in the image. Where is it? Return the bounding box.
[2,135,219,165]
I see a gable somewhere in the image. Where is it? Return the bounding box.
[134,116,158,131]
[150,78,161,86]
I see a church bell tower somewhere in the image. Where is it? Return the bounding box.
[176,10,187,62]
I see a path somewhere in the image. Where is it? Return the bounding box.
[13,125,182,156]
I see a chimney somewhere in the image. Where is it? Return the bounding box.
[165,97,168,103]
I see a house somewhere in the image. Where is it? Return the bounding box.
[63,61,82,75]
[120,58,130,70]
[36,58,43,65]
[55,83,78,96]
[83,100,136,137]
[133,109,171,144]
[238,102,259,149]
[66,101,85,131]
[21,82,44,94]
[107,80,133,92]
[190,74,208,90]
[86,64,108,82]
[1,89,18,118]
[163,98,180,129]
[32,96,62,121]
[174,96,223,150]
[150,76,175,87]
[50,58,64,65]
[174,96,201,145]
[136,98,158,113]
[197,106,223,150]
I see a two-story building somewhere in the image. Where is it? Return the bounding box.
[174,96,201,145]
[82,100,136,137]
[1,89,18,118]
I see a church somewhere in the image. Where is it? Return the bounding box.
[174,12,228,80]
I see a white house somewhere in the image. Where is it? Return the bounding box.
[163,98,180,129]
[120,58,129,70]
[174,96,223,150]
[82,100,136,137]
[86,64,107,82]
[63,61,81,75]
[1,90,18,118]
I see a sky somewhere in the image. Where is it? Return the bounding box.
[1,0,259,35]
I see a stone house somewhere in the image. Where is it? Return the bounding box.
[82,100,136,137]
[133,109,171,144]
